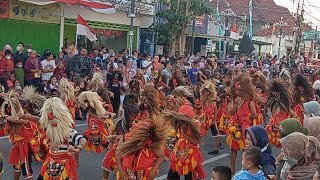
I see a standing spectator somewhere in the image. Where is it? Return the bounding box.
[65,45,74,79]
[107,66,123,113]
[122,60,136,87]
[12,42,28,66]
[142,54,152,76]
[41,52,56,82]
[70,48,93,84]
[39,49,50,61]
[54,52,67,80]
[92,48,103,65]
[188,61,200,85]
[131,51,139,69]
[25,50,42,86]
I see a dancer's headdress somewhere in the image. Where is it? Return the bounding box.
[1,90,23,117]
[279,68,291,83]
[171,86,194,108]
[162,111,201,144]
[252,71,269,93]
[78,91,106,117]
[40,97,73,147]
[200,80,218,103]
[230,73,255,99]
[116,117,167,159]
[267,79,292,114]
[21,86,46,115]
[140,85,160,115]
[293,74,313,104]
[59,78,75,103]
[91,72,104,90]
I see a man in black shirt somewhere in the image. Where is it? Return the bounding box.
[107,66,123,113]
[12,42,28,66]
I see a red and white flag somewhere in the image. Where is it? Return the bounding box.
[230,25,240,40]
[77,14,97,41]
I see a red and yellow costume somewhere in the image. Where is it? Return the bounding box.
[164,109,206,180]
[41,150,77,180]
[218,98,232,135]
[227,99,252,151]
[266,111,289,147]
[83,114,110,153]
[8,121,41,166]
[266,80,293,148]
[40,97,86,180]
[66,99,76,125]
[254,93,267,126]
[293,74,314,126]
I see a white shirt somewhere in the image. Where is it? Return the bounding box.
[142,60,152,75]
[41,59,56,81]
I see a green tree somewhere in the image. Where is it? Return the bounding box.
[153,0,212,55]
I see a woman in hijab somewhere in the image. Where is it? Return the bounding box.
[305,116,320,140]
[279,118,308,138]
[245,126,276,175]
[280,132,320,180]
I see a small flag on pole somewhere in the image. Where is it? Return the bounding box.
[230,25,239,40]
[76,14,97,42]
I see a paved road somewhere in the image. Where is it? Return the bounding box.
[0,120,279,180]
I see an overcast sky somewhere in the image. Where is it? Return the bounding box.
[274,0,320,28]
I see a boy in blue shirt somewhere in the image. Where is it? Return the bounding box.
[233,147,267,180]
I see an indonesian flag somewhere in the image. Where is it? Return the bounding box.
[230,25,240,40]
[77,14,97,41]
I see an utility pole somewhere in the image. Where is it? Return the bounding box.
[314,26,318,58]
[275,17,288,60]
[129,0,136,57]
[220,3,235,61]
[294,0,304,54]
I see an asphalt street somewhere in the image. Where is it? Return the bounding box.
[0,120,280,180]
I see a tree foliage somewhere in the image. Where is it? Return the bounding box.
[152,0,212,54]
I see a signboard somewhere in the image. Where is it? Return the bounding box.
[9,0,61,23]
[304,30,320,40]
[195,15,205,27]
[0,0,9,19]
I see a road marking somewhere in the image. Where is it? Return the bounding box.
[0,123,87,140]
[154,153,230,180]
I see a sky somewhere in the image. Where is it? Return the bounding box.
[274,0,320,28]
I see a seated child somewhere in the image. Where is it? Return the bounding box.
[233,146,266,180]
[212,166,232,180]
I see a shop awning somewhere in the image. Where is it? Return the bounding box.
[18,0,116,14]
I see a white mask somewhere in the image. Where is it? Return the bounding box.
[5,56,11,60]
[16,46,22,51]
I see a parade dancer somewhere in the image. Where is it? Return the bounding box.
[59,78,76,125]
[39,97,87,180]
[293,74,314,126]
[21,86,49,160]
[198,80,220,154]
[218,80,232,136]
[91,72,114,113]
[101,95,139,180]
[79,91,115,153]
[1,90,40,180]
[279,68,292,85]
[115,113,167,180]
[265,79,296,148]
[227,73,257,174]
[252,72,269,125]
[164,111,206,180]
[165,86,205,180]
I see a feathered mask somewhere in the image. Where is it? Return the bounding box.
[59,78,75,102]
[1,90,23,117]
[293,74,313,104]
[78,91,106,117]
[267,79,292,114]
[21,86,46,115]
[40,97,73,147]
[230,73,255,99]
[140,85,160,115]
[200,80,218,102]
[91,72,104,90]
[279,68,291,83]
